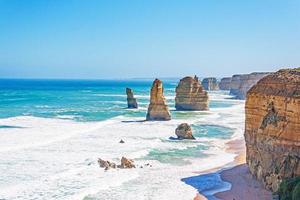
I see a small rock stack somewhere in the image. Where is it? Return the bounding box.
[126,88,138,108]
[175,123,195,139]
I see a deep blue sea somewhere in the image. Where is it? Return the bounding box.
[0,79,245,200]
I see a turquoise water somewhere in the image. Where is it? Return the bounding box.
[0,79,235,121]
[0,79,242,200]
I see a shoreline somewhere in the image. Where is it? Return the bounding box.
[193,137,272,200]
[190,137,246,200]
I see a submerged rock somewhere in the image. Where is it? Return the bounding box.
[119,139,125,143]
[175,76,209,111]
[201,77,219,91]
[245,68,300,192]
[175,123,195,139]
[146,79,171,121]
[126,88,138,108]
[219,77,232,90]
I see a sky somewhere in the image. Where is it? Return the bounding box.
[0,0,299,79]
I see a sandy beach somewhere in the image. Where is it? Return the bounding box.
[196,138,273,200]
[215,164,272,200]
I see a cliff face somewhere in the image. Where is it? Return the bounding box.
[175,76,209,111]
[219,77,232,90]
[230,72,269,99]
[146,79,171,121]
[126,88,138,108]
[201,77,219,91]
[245,68,300,192]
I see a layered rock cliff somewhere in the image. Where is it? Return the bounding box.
[219,77,232,90]
[201,77,219,91]
[146,79,171,121]
[126,88,138,108]
[230,72,269,99]
[175,76,209,111]
[245,68,300,192]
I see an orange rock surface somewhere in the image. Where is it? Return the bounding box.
[245,68,300,192]
[146,79,171,120]
[175,76,209,111]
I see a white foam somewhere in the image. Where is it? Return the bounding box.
[0,91,245,200]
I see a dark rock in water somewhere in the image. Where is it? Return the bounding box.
[175,123,195,139]
[175,76,209,111]
[126,88,138,108]
[201,77,219,91]
[119,139,125,143]
[146,79,171,121]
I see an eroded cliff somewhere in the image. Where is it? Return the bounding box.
[245,68,300,192]
[219,77,232,90]
[230,72,269,99]
[201,77,219,91]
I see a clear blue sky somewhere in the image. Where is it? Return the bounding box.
[0,0,299,79]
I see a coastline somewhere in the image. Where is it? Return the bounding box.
[193,137,272,200]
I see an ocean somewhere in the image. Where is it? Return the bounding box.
[0,79,245,200]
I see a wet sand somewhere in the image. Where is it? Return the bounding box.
[215,164,272,200]
[214,139,272,200]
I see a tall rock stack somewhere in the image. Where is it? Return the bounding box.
[245,68,300,192]
[219,77,232,90]
[230,72,269,99]
[201,77,219,90]
[175,76,209,110]
[146,79,171,121]
[126,88,138,108]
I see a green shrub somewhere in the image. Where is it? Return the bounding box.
[277,177,300,200]
[292,182,300,200]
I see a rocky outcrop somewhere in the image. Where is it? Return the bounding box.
[175,76,209,111]
[219,77,232,90]
[245,68,300,192]
[201,77,219,91]
[119,157,135,168]
[98,158,117,170]
[230,72,269,99]
[98,157,135,170]
[146,79,171,121]
[175,123,195,139]
[126,88,138,108]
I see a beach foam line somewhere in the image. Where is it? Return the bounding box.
[0,116,114,152]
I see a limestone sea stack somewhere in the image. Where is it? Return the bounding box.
[230,72,269,99]
[126,88,138,108]
[175,76,209,111]
[245,68,300,192]
[201,77,219,91]
[219,77,232,90]
[146,79,171,121]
